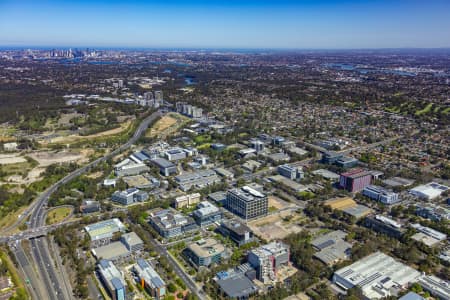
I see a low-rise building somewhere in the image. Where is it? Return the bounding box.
[416,204,450,221]
[417,275,450,300]
[332,252,421,299]
[410,182,449,200]
[151,158,177,177]
[277,164,304,180]
[164,148,187,161]
[133,259,166,300]
[335,156,359,168]
[149,209,197,238]
[218,219,254,246]
[114,159,150,177]
[183,238,225,268]
[248,241,290,284]
[121,232,144,252]
[216,270,258,299]
[311,230,351,265]
[362,185,400,205]
[411,223,447,247]
[111,188,149,205]
[80,199,100,214]
[85,218,126,246]
[175,169,221,191]
[174,193,201,208]
[325,197,372,219]
[364,215,405,238]
[192,201,222,227]
[97,259,126,300]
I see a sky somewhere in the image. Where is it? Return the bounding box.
[0,0,450,49]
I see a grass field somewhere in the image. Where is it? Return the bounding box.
[0,249,29,299]
[45,206,73,225]
[0,206,28,233]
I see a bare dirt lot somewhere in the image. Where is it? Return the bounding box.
[28,151,85,166]
[146,113,190,139]
[248,207,303,241]
[0,154,27,165]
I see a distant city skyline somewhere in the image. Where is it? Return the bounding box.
[1,0,450,49]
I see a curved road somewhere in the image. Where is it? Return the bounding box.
[13,110,162,300]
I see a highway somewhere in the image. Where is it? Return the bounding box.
[8,110,162,300]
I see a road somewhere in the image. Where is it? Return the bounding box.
[152,240,207,300]
[8,110,162,300]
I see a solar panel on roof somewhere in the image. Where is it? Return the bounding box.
[316,239,335,249]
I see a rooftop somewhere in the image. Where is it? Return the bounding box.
[84,218,126,241]
[187,238,225,258]
[228,186,266,202]
[217,271,258,298]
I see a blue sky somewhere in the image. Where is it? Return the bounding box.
[0,0,449,49]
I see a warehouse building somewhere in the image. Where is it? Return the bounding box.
[332,252,420,299]
[417,275,450,300]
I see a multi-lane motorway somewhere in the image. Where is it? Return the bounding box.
[5,110,162,300]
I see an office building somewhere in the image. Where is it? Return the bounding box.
[417,275,450,300]
[333,252,420,299]
[363,185,400,205]
[164,148,187,161]
[225,186,268,220]
[322,151,343,164]
[411,223,447,247]
[133,259,166,299]
[121,232,144,252]
[336,156,359,168]
[174,193,201,208]
[339,169,372,192]
[277,164,304,180]
[364,215,405,238]
[416,204,450,221]
[111,188,149,205]
[85,218,126,246]
[114,159,150,177]
[218,219,254,246]
[175,169,221,191]
[97,259,126,300]
[183,239,225,268]
[248,241,290,284]
[151,158,177,177]
[272,136,285,146]
[251,139,265,152]
[149,209,197,238]
[80,199,100,214]
[192,201,222,227]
